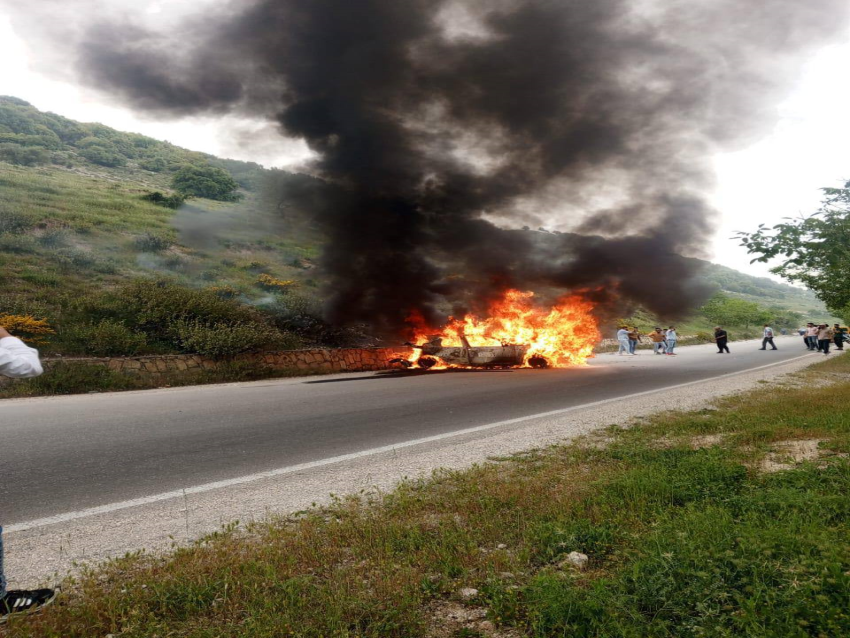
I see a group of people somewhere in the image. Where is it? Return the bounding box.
[0,327,56,623]
[618,321,850,357]
[616,326,678,356]
[800,323,848,355]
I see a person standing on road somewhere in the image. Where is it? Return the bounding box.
[616,326,633,356]
[649,327,667,354]
[833,324,846,351]
[760,324,777,351]
[714,326,730,353]
[805,323,819,351]
[665,326,678,355]
[817,324,834,355]
[0,326,57,623]
[628,326,642,355]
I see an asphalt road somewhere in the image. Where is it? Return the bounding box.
[0,337,818,526]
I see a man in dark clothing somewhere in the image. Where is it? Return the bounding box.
[833,324,846,351]
[714,326,730,353]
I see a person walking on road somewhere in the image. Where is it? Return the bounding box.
[665,326,678,355]
[0,326,57,624]
[760,324,777,351]
[616,326,633,356]
[628,327,642,355]
[714,326,730,353]
[833,324,846,351]
[805,323,819,350]
[649,327,667,354]
[817,324,834,355]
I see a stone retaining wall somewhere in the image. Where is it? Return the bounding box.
[1,347,414,385]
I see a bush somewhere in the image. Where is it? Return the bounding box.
[0,208,36,234]
[0,313,55,345]
[141,191,185,209]
[134,233,174,252]
[171,164,241,201]
[257,273,298,291]
[78,144,126,167]
[59,319,148,356]
[37,228,69,248]
[0,143,50,166]
[53,249,117,274]
[0,233,38,253]
[169,318,292,358]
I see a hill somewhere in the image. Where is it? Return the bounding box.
[0,96,839,357]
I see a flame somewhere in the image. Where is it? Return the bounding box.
[406,289,600,368]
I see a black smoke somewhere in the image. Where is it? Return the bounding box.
[66,0,850,334]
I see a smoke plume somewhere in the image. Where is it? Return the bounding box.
[12,0,850,334]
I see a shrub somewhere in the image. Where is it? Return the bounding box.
[78,144,126,167]
[141,191,185,209]
[53,249,118,274]
[169,318,290,358]
[37,228,69,248]
[257,273,298,291]
[134,233,173,252]
[0,208,36,234]
[0,313,55,345]
[59,319,148,356]
[171,164,241,201]
[0,233,37,253]
[0,143,50,166]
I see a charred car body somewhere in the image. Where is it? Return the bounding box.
[391,334,549,369]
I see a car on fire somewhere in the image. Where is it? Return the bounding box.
[391,333,549,369]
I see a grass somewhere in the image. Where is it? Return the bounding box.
[0,362,324,399]
[7,356,850,637]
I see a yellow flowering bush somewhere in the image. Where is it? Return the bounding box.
[0,313,56,345]
[257,273,298,291]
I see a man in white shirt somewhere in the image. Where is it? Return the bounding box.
[0,326,56,622]
[616,326,633,356]
[760,325,778,351]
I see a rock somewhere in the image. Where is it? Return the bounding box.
[459,587,479,600]
[561,551,589,570]
[497,543,507,550]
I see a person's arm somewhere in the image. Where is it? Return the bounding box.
[0,328,44,378]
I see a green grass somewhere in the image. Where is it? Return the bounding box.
[9,356,850,637]
[0,362,324,399]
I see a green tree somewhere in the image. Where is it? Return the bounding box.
[700,293,770,328]
[171,164,241,201]
[737,180,850,319]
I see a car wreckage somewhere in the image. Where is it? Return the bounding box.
[391,333,549,369]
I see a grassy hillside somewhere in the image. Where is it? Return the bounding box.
[0,96,840,358]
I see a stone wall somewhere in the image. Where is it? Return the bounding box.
[1,347,414,386]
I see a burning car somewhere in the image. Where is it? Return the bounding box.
[391,333,549,369]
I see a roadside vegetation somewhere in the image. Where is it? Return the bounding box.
[0,361,325,400]
[8,354,849,637]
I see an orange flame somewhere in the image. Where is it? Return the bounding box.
[407,289,600,368]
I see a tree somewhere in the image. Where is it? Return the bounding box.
[700,293,770,328]
[171,164,241,201]
[737,180,850,319]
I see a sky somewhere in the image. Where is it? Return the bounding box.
[2,8,850,281]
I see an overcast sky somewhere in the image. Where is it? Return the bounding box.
[2,7,849,281]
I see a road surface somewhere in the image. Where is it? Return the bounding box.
[0,337,819,526]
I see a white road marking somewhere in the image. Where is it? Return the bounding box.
[6,352,818,534]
